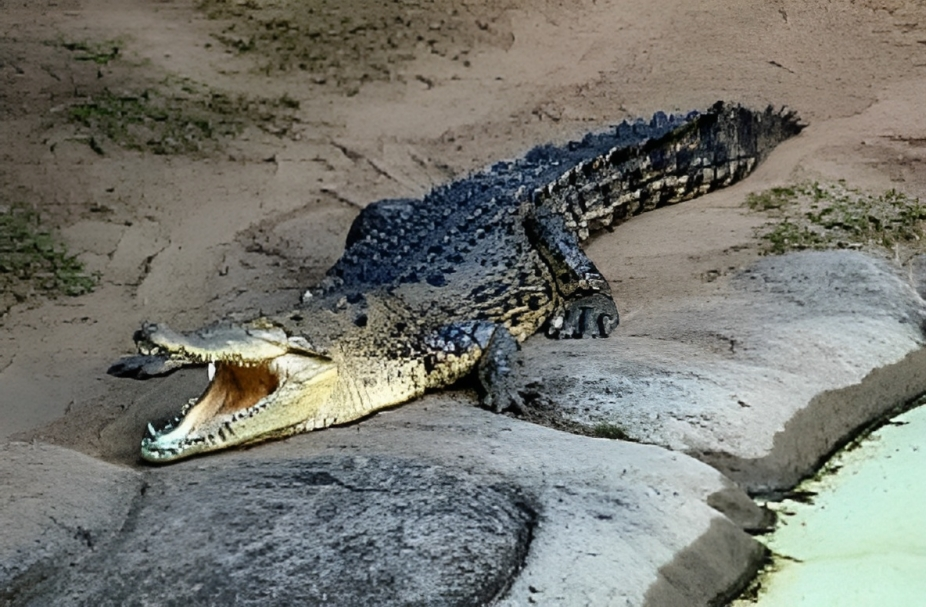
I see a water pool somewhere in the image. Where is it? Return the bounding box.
[732,403,926,606]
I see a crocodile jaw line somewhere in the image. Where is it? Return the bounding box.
[140,353,337,463]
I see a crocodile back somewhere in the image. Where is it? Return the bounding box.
[320,103,802,292]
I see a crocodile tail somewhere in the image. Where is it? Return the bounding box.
[532,102,804,241]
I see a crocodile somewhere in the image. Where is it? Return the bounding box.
[116,102,802,463]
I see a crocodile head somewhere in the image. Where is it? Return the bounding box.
[135,321,337,463]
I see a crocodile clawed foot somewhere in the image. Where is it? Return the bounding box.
[547,293,619,339]
[475,324,525,414]
[481,384,525,415]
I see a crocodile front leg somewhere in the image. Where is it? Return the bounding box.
[423,321,524,413]
[525,206,619,339]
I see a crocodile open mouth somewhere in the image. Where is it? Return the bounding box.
[141,362,271,456]
[136,322,337,463]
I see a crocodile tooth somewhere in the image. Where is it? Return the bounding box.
[208,361,216,381]
[146,423,156,437]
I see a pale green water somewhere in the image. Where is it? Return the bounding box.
[733,404,926,607]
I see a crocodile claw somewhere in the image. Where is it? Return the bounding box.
[547,292,619,339]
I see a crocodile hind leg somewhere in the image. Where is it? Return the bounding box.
[424,321,524,413]
[525,206,619,339]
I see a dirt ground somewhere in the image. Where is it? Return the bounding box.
[2,0,926,461]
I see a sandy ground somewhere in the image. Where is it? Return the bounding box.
[2,0,926,464]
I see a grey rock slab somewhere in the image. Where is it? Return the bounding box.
[0,442,142,604]
[216,400,767,607]
[20,455,534,607]
[522,250,926,492]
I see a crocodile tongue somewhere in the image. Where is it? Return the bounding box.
[174,362,279,431]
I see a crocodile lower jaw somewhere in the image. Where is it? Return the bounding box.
[141,353,336,463]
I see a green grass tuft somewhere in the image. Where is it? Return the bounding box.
[0,203,96,316]
[60,39,123,64]
[746,182,926,259]
[745,187,797,212]
[65,84,301,156]
[592,423,630,440]
[66,88,243,155]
